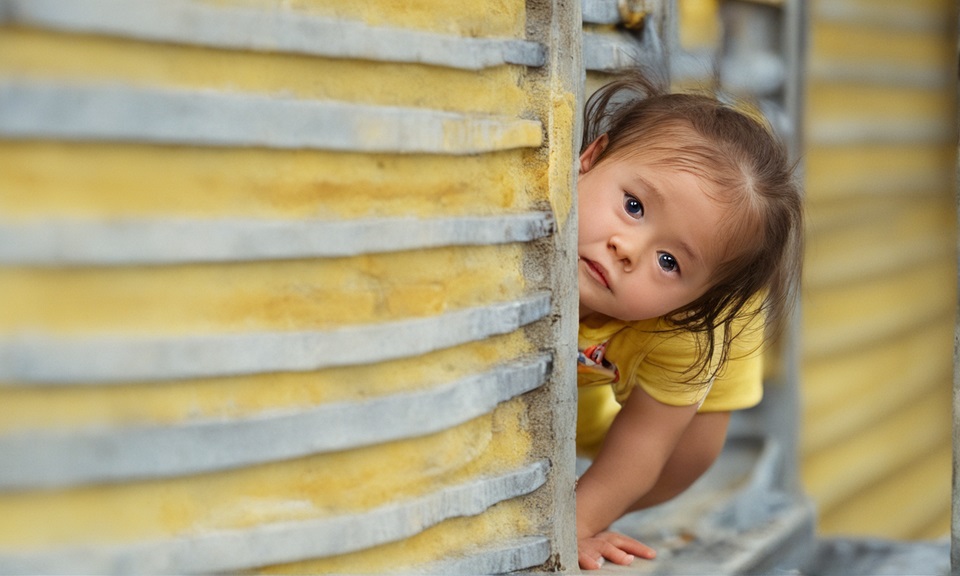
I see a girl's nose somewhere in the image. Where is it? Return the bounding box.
[608,235,642,269]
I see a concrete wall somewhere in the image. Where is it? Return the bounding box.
[0,1,581,572]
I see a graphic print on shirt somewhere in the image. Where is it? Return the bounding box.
[577,340,620,387]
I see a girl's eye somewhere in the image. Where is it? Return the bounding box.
[657,252,679,273]
[623,194,644,218]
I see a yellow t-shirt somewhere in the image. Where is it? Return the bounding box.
[576,312,764,456]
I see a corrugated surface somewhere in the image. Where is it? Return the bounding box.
[801,0,956,539]
[0,0,580,572]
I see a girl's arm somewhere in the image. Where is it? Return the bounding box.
[575,386,700,568]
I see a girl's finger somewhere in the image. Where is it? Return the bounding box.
[603,531,657,559]
[578,550,603,570]
[599,541,635,566]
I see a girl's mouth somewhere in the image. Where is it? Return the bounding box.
[582,258,610,289]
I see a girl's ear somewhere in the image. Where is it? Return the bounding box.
[579,134,609,175]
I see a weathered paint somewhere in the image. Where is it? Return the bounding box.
[200,0,528,37]
[0,357,551,489]
[0,81,543,154]
[0,0,545,70]
[0,145,539,219]
[0,399,532,546]
[0,213,555,265]
[0,29,530,114]
[0,246,528,334]
[0,333,532,431]
[547,90,577,231]
[258,501,538,574]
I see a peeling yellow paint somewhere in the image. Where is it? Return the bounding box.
[0,400,532,548]
[0,332,535,432]
[547,90,576,231]
[441,117,543,153]
[0,29,527,115]
[199,0,527,37]
[0,143,535,219]
[0,245,526,334]
[256,499,535,574]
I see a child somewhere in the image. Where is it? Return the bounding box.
[573,73,803,570]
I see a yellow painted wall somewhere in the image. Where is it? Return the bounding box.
[801,0,956,540]
[0,1,579,571]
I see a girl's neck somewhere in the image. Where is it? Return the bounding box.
[579,304,599,322]
[580,309,617,324]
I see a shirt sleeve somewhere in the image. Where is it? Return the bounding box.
[612,314,765,412]
[698,313,765,412]
[616,328,715,407]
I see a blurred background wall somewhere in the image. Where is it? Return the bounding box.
[800,0,956,540]
[667,0,957,544]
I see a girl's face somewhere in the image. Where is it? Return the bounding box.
[577,135,728,322]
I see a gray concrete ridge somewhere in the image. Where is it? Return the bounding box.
[0,81,544,154]
[0,355,551,489]
[0,0,546,70]
[0,461,550,575]
[0,213,555,265]
[0,293,552,383]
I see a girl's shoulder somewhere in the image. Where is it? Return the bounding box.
[579,314,676,351]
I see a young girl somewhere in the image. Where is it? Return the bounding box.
[574,73,803,570]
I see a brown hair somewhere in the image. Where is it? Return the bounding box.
[582,71,804,381]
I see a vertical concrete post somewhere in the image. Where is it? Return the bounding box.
[953,19,959,570]
[953,79,959,573]
[522,0,583,569]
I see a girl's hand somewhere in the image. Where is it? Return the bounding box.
[577,530,656,570]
